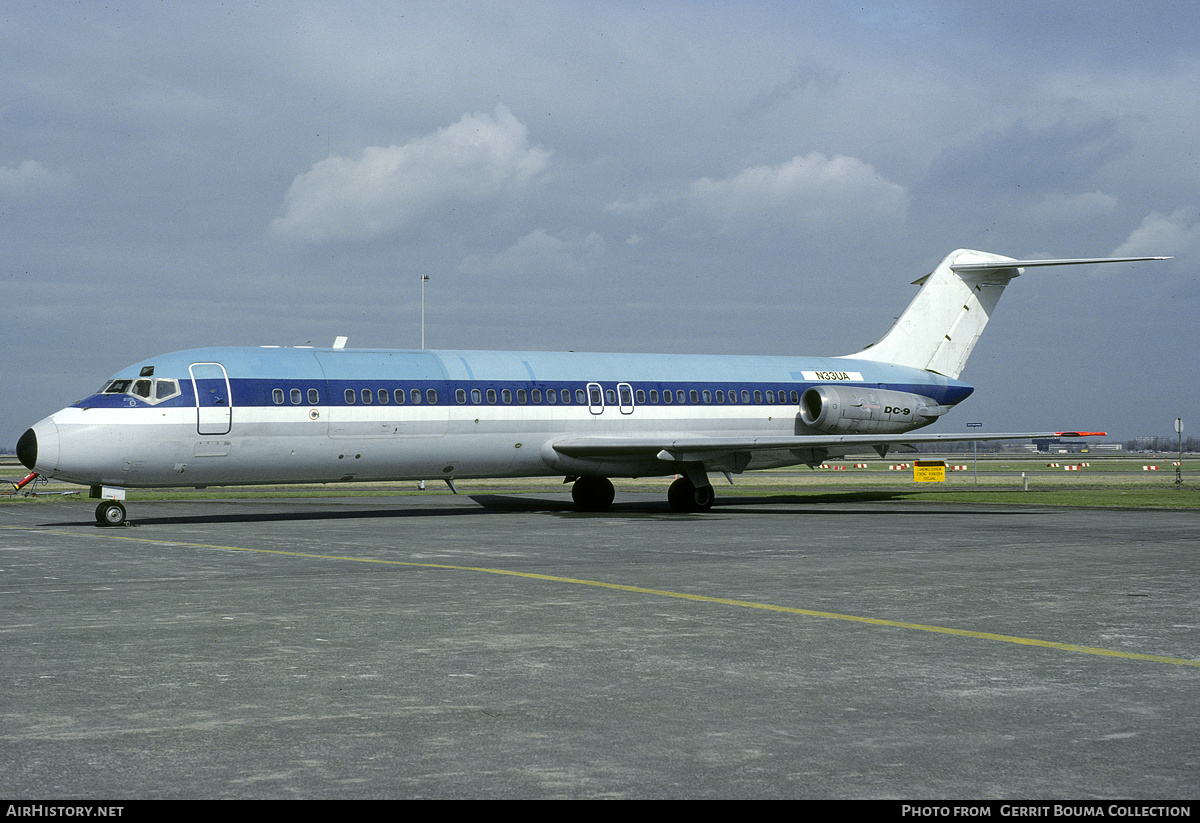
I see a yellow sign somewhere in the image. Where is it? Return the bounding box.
[913,460,946,482]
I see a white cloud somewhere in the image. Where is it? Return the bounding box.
[688,152,907,234]
[1029,190,1118,224]
[0,160,69,196]
[606,191,679,218]
[458,229,606,277]
[271,105,550,242]
[1113,208,1200,257]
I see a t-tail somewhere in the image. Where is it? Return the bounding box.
[840,249,1170,379]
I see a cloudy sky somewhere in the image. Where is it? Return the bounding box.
[4,1,1198,450]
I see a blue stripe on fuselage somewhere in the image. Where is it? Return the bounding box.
[94,346,974,410]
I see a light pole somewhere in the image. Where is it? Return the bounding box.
[1176,417,1184,489]
[967,422,982,483]
[421,274,429,349]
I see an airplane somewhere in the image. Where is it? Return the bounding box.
[16,248,1167,526]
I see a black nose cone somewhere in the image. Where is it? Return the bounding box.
[17,428,37,470]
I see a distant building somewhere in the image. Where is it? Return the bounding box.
[1032,438,1101,453]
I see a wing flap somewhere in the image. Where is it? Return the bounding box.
[553,430,1102,467]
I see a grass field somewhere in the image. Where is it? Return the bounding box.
[4,454,1198,509]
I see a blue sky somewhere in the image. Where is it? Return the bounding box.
[4,1,1198,447]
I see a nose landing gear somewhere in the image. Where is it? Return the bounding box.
[95,500,127,527]
[91,486,128,527]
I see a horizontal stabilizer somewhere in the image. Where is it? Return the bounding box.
[951,256,1170,273]
[843,250,1170,379]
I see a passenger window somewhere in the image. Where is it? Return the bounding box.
[663,390,673,404]
[531,388,541,403]
[562,389,572,403]
[394,389,405,404]
[635,389,645,404]
[502,388,513,404]
[291,388,302,404]
[766,390,775,404]
[487,389,497,404]
[411,388,422,405]
[604,388,615,405]
[676,390,686,404]
[309,388,320,404]
[575,388,586,404]
[546,389,556,404]
[715,390,724,404]
[649,389,659,403]
[378,389,389,404]
[362,389,373,404]
[789,390,799,404]
[471,388,482,404]
[273,389,285,405]
[741,390,750,404]
[702,390,711,404]
[754,390,763,404]
[727,390,736,404]
[345,389,355,404]
[456,388,466,404]
[517,389,527,404]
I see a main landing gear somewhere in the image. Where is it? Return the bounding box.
[667,476,715,513]
[571,476,615,512]
[568,475,716,513]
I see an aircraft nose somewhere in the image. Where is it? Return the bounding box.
[17,419,58,472]
[17,428,37,469]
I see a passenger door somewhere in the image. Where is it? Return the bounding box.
[189,362,232,435]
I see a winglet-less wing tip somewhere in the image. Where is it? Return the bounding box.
[1055,431,1106,437]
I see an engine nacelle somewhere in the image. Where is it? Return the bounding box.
[799,385,948,434]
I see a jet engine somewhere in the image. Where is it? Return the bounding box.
[799,385,948,434]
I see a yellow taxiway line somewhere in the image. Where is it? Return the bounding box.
[7,523,1199,668]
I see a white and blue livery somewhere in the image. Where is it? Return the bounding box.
[17,249,1165,525]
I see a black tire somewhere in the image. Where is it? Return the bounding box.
[95,501,127,527]
[668,477,715,512]
[571,476,615,512]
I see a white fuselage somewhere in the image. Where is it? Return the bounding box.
[20,345,970,490]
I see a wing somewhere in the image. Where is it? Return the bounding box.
[551,431,1102,473]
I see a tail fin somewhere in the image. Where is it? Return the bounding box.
[840,249,1169,379]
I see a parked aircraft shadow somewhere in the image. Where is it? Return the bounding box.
[470,491,1040,517]
[38,489,1035,527]
[41,503,498,528]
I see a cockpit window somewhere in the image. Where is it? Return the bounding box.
[100,377,180,404]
